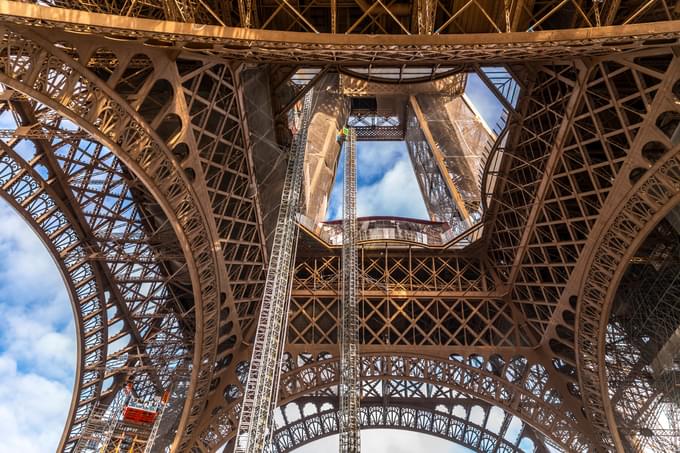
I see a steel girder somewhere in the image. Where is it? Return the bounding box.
[23,0,680,36]
[1,3,680,66]
[1,5,680,453]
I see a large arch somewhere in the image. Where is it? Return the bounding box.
[0,25,230,451]
[0,128,191,449]
[213,352,590,452]
[279,354,587,450]
[268,400,548,453]
[575,54,680,450]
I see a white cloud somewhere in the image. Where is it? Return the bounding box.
[0,355,72,453]
[356,141,404,183]
[0,199,75,451]
[293,431,472,452]
[357,157,429,219]
[326,142,429,220]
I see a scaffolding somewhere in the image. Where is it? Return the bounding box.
[235,89,314,453]
[73,386,168,453]
[74,395,126,452]
[339,128,360,453]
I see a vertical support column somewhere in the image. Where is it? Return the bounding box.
[340,128,361,453]
[235,90,314,453]
[409,95,472,228]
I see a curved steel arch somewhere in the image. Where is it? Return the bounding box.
[269,401,545,453]
[576,57,680,450]
[0,25,230,451]
[0,103,193,450]
[212,353,588,451]
[0,134,110,452]
[276,354,586,450]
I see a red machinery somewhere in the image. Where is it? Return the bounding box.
[122,402,158,424]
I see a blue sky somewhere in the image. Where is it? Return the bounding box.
[0,199,75,452]
[465,71,508,128]
[325,141,430,221]
[0,70,522,452]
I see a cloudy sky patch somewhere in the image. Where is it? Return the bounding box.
[0,199,75,452]
[326,141,429,220]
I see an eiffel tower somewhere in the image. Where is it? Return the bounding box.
[1,1,680,452]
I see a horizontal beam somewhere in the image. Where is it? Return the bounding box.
[292,289,505,298]
[284,344,537,358]
[3,2,680,65]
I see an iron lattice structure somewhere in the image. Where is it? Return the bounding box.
[0,1,679,453]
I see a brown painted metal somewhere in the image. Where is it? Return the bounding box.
[1,3,680,65]
[0,2,679,453]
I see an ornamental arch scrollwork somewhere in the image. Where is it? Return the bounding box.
[277,353,589,451]
[266,400,549,453]
[210,352,591,452]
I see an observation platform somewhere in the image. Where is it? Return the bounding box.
[298,214,482,249]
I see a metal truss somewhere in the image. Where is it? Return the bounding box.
[2,3,680,453]
[289,249,530,348]
[28,0,680,36]
[348,113,404,142]
[2,3,680,66]
[269,400,549,453]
